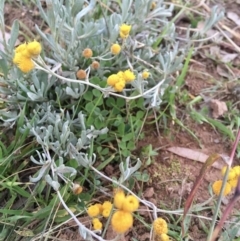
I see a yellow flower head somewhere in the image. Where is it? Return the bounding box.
[102,208,111,218]
[92,218,100,224]
[111,210,133,233]
[15,43,27,53]
[102,201,112,210]
[117,71,124,77]
[212,180,232,196]
[160,233,170,241]
[27,40,42,57]
[153,218,168,235]
[107,74,119,87]
[221,166,237,180]
[95,203,103,213]
[82,48,93,58]
[120,31,128,39]
[120,24,131,36]
[233,166,240,176]
[102,201,112,217]
[123,69,135,82]
[91,60,100,69]
[76,69,87,79]
[92,218,102,230]
[142,71,150,79]
[114,80,125,92]
[111,43,121,55]
[87,204,101,217]
[122,195,139,213]
[228,178,238,188]
[114,189,126,209]
[17,57,35,73]
[13,52,23,65]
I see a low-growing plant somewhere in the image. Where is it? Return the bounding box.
[0,0,225,240]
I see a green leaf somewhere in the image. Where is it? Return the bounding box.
[119,141,126,150]
[0,58,8,77]
[92,89,101,97]
[83,91,93,101]
[101,148,109,155]
[94,118,104,129]
[127,141,135,151]
[66,159,79,169]
[136,111,144,119]
[9,20,19,50]
[106,97,115,107]
[85,102,95,113]
[116,97,125,108]
[97,154,115,171]
[117,122,125,136]
[136,98,144,109]
[94,96,103,106]
[122,132,134,142]
[134,171,149,182]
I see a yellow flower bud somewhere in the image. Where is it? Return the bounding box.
[17,57,35,73]
[15,43,27,53]
[212,180,232,196]
[72,183,83,195]
[27,40,42,57]
[114,80,125,92]
[87,204,101,217]
[111,44,121,55]
[122,195,139,212]
[233,166,240,176]
[114,189,126,209]
[13,53,22,64]
[76,69,87,79]
[111,210,133,233]
[123,69,135,82]
[102,201,112,210]
[119,31,128,39]
[107,74,119,86]
[228,178,238,188]
[91,60,100,69]
[82,48,93,58]
[221,166,237,180]
[160,233,170,241]
[120,24,131,36]
[142,71,150,79]
[153,218,168,235]
[92,218,102,230]
[102,208,111,218]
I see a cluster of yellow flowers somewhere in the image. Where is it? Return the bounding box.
[87,201,113,230]
[111,189,139,233]
[109,24,131,55]
[13,40,42,73]
[153,218,170,241]
[119,24,131,39]
[86,189,139,233]
[212,165,240,196]
[107,70,135,92]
